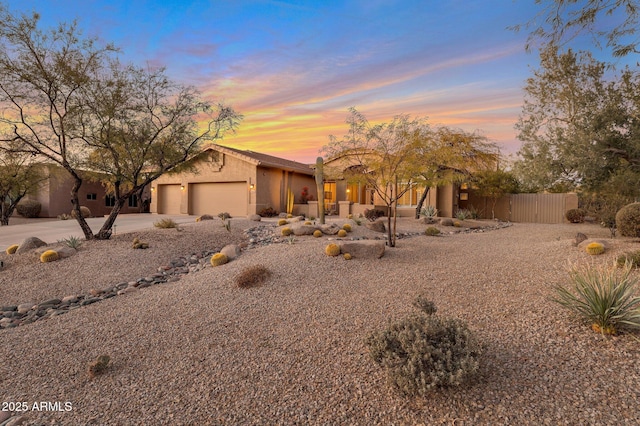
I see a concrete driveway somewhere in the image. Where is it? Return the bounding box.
[0,214,198,251]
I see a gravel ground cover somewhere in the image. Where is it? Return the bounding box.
[1,218,639,425]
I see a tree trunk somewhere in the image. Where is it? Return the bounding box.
[70,174,94,240]
[414,187,430,219]
[0,199,19,226]
[95,199,124,239]
[387,181,395,247]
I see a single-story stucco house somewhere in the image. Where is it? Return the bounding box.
[150,144,318,217]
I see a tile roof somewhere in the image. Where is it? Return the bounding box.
[211,144,314,175]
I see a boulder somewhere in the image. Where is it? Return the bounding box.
[339,240,385,259]
[574,232,588,246]
[365,220,386,233]
[16,237,47,254]
[249,214,262,221]
[440,218,454,226]
[293,225,319,236]
[220,244,241,260]
[319,223,341,235]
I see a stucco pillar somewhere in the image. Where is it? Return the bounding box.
[308,201,319,219]
[339,201,351,218]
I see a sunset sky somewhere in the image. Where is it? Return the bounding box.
[12,0,546,163]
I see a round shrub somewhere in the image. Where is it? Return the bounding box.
[343,253,352,260]
[235,264,271,288]
[71,206,92,219]
[337,229,347,238]
[210,253,229,267]
[565,208,586,223]
[616,202,640,237]
[313,230,323,238]
[5,244,18,255]
[342,224,352,232]
[425,226,440,236]
[617,250,640,269]
[281,227,293,236]
[585,242,605,255]
[277,219,288,226]
[366,313,482,396]
[40,250,59,263]
[325,243,341,256]
[16,199,41,218]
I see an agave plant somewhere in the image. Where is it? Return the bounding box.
[554,261,640,334]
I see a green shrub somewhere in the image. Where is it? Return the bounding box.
[553,261,640,335]
[425,226,440,236]
[235,264,271,288]
[154,218,177,229]
[16,199,41,218]
[412,294,437,315]
[366,312,482,396]
[616,202,640,237]
[71,206,92,219]
[258,207,278,217]
[218,212,231,220]
[566,208,586,223]
[617,250,640,269]
[364,208,385,222]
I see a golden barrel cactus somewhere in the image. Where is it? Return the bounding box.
[277,219,288,226]
[325,243,341,257]
[6,244,18,255]
[337,229,347,238]
[40,250,59,263]
[313,230,323,238]
[210,253,229,267]
[343,253,352,260]
[586,242,605,255]
[281,227,293,236]
[342,224,352,232]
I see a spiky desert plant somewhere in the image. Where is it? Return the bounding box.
[210,253,229,267]
[281,227,293,236]
[325,243,341,256]
[58,235,82,249]
[337,229,347,238]
[313,230,323,238]
[553,261,640,335]
[87,355,110,378]
[5,244,18,255]
[342,223,352,232]
[585,242,605,255]
[343,253,352,260]
[235,264,271,288]
[425,227,440,236]
[617,250,640,269]
[154,218,177,229]
[277,219,288,226]
[40,250,59,263]
[366,312,482,396]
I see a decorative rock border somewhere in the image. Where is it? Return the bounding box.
[0,249,218,330]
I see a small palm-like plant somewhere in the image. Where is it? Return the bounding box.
[553,261,640,335]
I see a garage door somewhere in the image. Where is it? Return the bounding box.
[157,184,181,214]
[189,182,247,217]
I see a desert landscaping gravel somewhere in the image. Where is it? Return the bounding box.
[1,217,639,425]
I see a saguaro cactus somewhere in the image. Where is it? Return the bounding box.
[315,156,325,224]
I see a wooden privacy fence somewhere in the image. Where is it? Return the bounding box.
[468,192,578,224]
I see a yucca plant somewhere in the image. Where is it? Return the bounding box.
[553,261,640,335]
[58,235,83,249]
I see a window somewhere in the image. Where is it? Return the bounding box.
[86,193,97,200]
[128,195,138,208]
[397,183,424,207]
[105,195,116,207]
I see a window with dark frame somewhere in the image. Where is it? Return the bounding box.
[86,193,97,200]
[105,195,116,207]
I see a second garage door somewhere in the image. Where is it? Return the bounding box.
[157,184,182,214]
[189,182,247,217]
